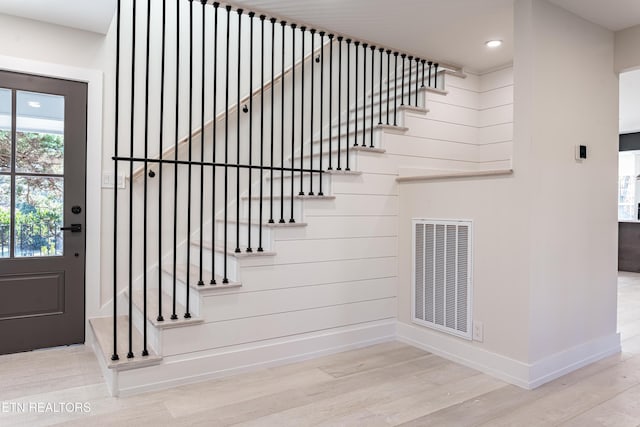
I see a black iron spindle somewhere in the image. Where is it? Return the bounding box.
[223,5,231,283]
[428,61,432,87]
[142,0,152,355]
[337,36,342,171]
[378,47,383,125]
[235,9,242,253]
[345,39,351,171]
[184,0,194,318]
[198,0,206,285]
[408,56,413,109]
[112,0,121,361]
[268,18,276,224]
[318,31,325,196]
[401,54,406,106]
[157,0,167,321]
[127,0,137,359]
[414,57,419,106]
[393,52,398,126]
[289,23,296,223]
[328,34,333,169]
[353,41,359,147]
[258,15,266,252]
[171,0,181,315]
[361,43,367,147]
[370,45,375,148]
[421,59,426,88]
[434,63,439,89]
[298,26,305,197]
[247,11,254,252]
[308,29,315,195]
[279,20,286,224]
[210,2,219,284]
[386,50,391,125]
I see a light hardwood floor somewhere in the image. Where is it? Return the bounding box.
[2,273,640,426]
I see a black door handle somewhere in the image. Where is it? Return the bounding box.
[60,224,82,233]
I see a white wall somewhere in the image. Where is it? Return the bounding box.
[615,24,640,73]
[397,0,619,388]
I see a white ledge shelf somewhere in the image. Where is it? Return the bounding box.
[396,168,513,183]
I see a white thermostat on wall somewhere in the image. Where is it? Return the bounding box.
[575,145,587,160]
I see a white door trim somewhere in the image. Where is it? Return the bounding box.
[0,55,104,336]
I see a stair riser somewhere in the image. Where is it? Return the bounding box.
[160,269,203,316]
[189,244,241,282]
[214,220,274,251]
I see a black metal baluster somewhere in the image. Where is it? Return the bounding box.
[171,0,181,315]
[336,36,342,171]
[298,26,305,197]
[378,47,383,125]
[361,43,367,147]
[370,45,375,148]
[198,0,206,285]
[127,0,137,359]
[258,15,266,252]
[279,20,286,224]
[386,50,391,125]
[421,59,426,88]
[157,0,167,321]
[185,0,194,318]
[408,56,413,109]
[393,52,398,126]
[353,41,359,147]
[415,57,419,106]
[428,61,432,87]
[308,29,316,195]
[210,2,219,284]
[235,9,242,253]
[268,18,276,224]
[328,34,333,170]
[318,31,325,196]
[434,63,439,88]
[401,54,406,105]
[142,0,152,355]
[223,5,231,283]
[247,12,254,252]
[345,39,351,171]
[112,0,121,361]
[289,23,296,223]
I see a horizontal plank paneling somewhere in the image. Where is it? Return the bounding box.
[426,86,478,109]
[200,277,397,322]
[274,215,399,240]
[271,236,397,264]
[404,118,477,144]
[478,123,513,145]
[421,101,478,127]
[331,172,398,196]
[239,256,397,290]
[480,66,514,92]
[477,142,513,163]
[304,194,398,217]
[162,298,397,355]
[383,134,478,161]
[479,85,513,110]
[479,104,513,128]
[358,152,478,174]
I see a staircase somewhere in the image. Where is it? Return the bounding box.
[90,0,512,396]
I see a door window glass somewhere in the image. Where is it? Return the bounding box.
[0,88,10,173]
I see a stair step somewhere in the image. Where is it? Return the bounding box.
[214,218,308,228]
[290,145,385,163]
[199,240,277,257]
[241,193,335,200]
[129,289,203,329]
[162,263,243,291]
[89,316,162,371]
[325,169,363,176]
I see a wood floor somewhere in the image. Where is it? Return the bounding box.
[2,273,640,426]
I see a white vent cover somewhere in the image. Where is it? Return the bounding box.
[412,219,472,340]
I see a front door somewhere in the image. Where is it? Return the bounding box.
[0,70,87,355]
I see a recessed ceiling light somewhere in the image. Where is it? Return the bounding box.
[485,40,503,48]
[28,101,41,108]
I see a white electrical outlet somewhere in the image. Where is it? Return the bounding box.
[473,320,484,342]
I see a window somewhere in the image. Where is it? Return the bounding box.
[619,151,639,221]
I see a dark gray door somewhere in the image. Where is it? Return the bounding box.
[0,70,87,355]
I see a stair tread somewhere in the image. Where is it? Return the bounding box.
[241,193,336,200]
[197,240,278,257]
[214,218,308,227]
[162,263,243,290]
[128,289,204,329]
[90,316,162,371]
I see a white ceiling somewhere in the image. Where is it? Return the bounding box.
[0,0,116,35]
[1,1,640,72]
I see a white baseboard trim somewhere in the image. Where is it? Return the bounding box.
[528,332,621,389]
[114,319,396,396]
[396,321,531,388]
[397,321,621,390]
